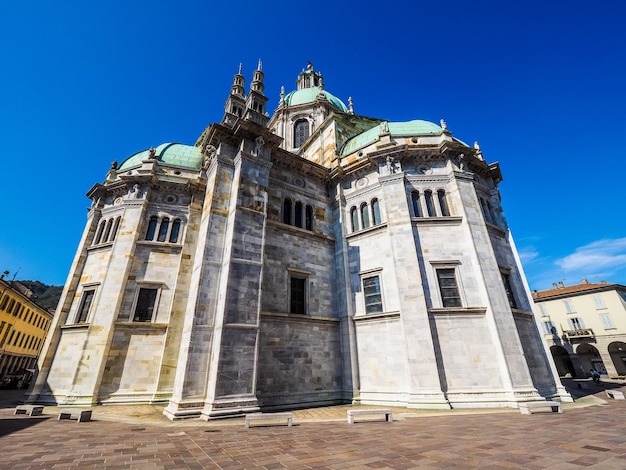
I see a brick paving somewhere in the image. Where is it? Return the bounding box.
[1,380,625,469]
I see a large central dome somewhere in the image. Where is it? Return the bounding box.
[284,87,348,112]
[282,63,348,112]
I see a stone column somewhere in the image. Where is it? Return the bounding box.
[379,172,449,408]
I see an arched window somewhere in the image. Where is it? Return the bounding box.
[170,219,181,243]
[146,216,158,240]
[157,218,170,242]
[294,201,303,228]
[411,191,422,217]
[350,206,359,232]
[371,199,381,225]
[305,205,313,231]
[294,119,309,148]
[103,219,113,243]
[361,203,370,229]
[111,217,121,241]
[283,198,292,225]
[425,191,436,217]
[94,220,105,245]
[438,190,450,216]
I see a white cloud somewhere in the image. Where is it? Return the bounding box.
[518,247,539,265]
[556,238,626,272]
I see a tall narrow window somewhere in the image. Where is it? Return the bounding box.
[294,119,309,148]
[361,203,370,228]
[539,304,548,317]
[411,191,422,217]
[593,295,606,309]
[146,216,158,240]
[133,288,158,322]
[111,217,121,241]
[283,199,292,225]
[294,201,303,228]
[600,313,615,329]
[542,321,556,335]
[102,219,113,242]
[305,205,313,231]
[501,272,517,309]
[350,206,359,232]
[290,277,306,314]
[363,275,383,314]
[371,199,381,225]
[425,191,436,217]
[564,300,575,314]
[76,290,95,323]
[437,268,462,307]
[169,219,181,243]
[157,218,169,242]
[437,190,450,216]
[94,221,105,245]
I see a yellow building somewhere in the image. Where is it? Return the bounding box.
[533,279,626,378]
[0,275,53,388]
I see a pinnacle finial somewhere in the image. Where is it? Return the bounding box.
[257,59,262,71]
[238,63,242,75]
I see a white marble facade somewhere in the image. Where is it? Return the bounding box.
[29,63,571,419]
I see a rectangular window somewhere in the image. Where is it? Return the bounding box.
[593,295,606,309]
[133,288,158,322]
[76,290,95,323]
[567,317,585,330]
[363,275,383,314]
[542,321,556,335]
[290,277,306,315]
[538,304,548,317]
[564,300,575,314]
[600,313,615,329]
[437,268,462,308]
[500,272,517,309]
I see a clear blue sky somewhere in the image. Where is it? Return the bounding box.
[1,1,625,291]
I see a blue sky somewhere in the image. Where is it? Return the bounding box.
[1,1,625,291]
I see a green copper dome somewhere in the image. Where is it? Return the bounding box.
[118,143,204,171]
[340,120,444,156]
[284,86,348,112]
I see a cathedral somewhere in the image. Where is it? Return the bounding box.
[30,62,571,419]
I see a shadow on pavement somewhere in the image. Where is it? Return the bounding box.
[0,417,51,437]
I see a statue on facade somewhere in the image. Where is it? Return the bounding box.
[386,156,396,174]
[254,136,265,157]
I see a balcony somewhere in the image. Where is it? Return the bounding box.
[564,328,594,339]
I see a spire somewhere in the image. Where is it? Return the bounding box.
[245,58,268,122]
[230,63,245,97]
[250,58,265,93]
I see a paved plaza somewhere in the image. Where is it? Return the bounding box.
[1,380,625,469]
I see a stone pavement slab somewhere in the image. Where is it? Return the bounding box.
[0,380,625,469]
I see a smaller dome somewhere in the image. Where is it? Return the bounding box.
[340,120,444,156]
[284,86,348,112]
[118,143,204,171]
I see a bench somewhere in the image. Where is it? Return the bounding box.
[518,401,562,415]
[244,412,293,428]
[347,408,393,424]
[606,390,625,400]
[14,404,44,416]
[58,408,93,422]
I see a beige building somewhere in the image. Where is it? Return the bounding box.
[30,63,570,418]
[533,280,626,378]
[0,275,53,386]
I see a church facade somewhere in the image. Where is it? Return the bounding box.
[30,63,571,419]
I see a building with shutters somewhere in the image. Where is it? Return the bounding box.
[533,279,626,378]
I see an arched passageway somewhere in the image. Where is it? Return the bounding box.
[550,345,575,377]
[608,342,626,376]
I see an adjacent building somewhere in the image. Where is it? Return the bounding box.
[533,279,626,378]
[29,63,570,418]
[0,274,53,386]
